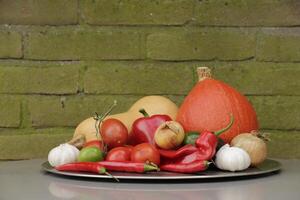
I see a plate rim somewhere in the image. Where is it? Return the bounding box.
[42,159,281,180]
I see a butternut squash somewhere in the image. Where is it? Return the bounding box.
[71,96,178,144]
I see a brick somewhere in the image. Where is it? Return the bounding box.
[249,96,300,130]
[0,0,77,25]
[28,95,184,127]
[28,95,141,127]
[165,95,185,108]
[1,129,299,159]
[210,62,300,95]
[24,28,143,60]
[0,128,73,159]
[80,0,193,25]
[195,0,300,26]
[84,62,194,95]
[147,29,255,61]
[0,96,20,127]
[267,131,300,159]
[0,31,22,58]
[257,28,300,62]
[0,66,80,94]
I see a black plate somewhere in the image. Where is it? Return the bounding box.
[42,159,281,181]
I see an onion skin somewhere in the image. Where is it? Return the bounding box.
[154,121,185,150]
[230,133,267,167]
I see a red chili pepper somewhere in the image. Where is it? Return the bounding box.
[195,115,234,161]
[130,109,171,145]
[159,144,198,159]
[159,115,234,165]
[160,160,209,173]
[98,161,159,173]
[175,151,207,164]
[55,162,106,174]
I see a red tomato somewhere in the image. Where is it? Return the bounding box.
[83,140,103,150]
[131,143,160,165]
[105,146,132,162]
[100,118,128,149]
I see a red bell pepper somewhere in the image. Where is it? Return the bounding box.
[130,109,171,145]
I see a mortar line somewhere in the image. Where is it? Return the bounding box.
[8,57,300,64]
[19,100,24,128]
[1,93,300,97]
[2,24,300,28]
[3,58,300,64]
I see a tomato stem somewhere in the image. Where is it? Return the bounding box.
[93,100,118,149]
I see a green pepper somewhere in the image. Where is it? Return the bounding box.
[184,131,226,148]
[183,131,200,145]
[216,137,226,151]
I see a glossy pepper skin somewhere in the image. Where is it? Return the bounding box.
[130,109,172,145]
[195,115,234,161]
[98,161,158,173]
[160,160,209,173]
[159,144,198,159]
[56,162,106,174]
[174,132,224,164]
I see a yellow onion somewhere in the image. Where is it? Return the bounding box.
[154,121,185,150]
[230,132,267,166]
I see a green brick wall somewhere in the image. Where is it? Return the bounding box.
[0,0,299,160]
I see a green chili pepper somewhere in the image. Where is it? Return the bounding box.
[183,131,200,145]
[216,137,226,151]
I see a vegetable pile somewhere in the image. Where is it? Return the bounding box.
[48,67,268,177]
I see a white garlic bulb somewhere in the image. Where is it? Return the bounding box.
[215,144,251,172]
[48,143,79,167]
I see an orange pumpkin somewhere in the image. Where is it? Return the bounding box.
[177,67,259,143]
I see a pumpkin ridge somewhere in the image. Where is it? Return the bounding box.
[214,79,234,128]
[218,81,243,141]
[220,82,259,141]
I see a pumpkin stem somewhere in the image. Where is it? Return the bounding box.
[197,67,212,81]
[139,109,150,117]
[214,114,234,136]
